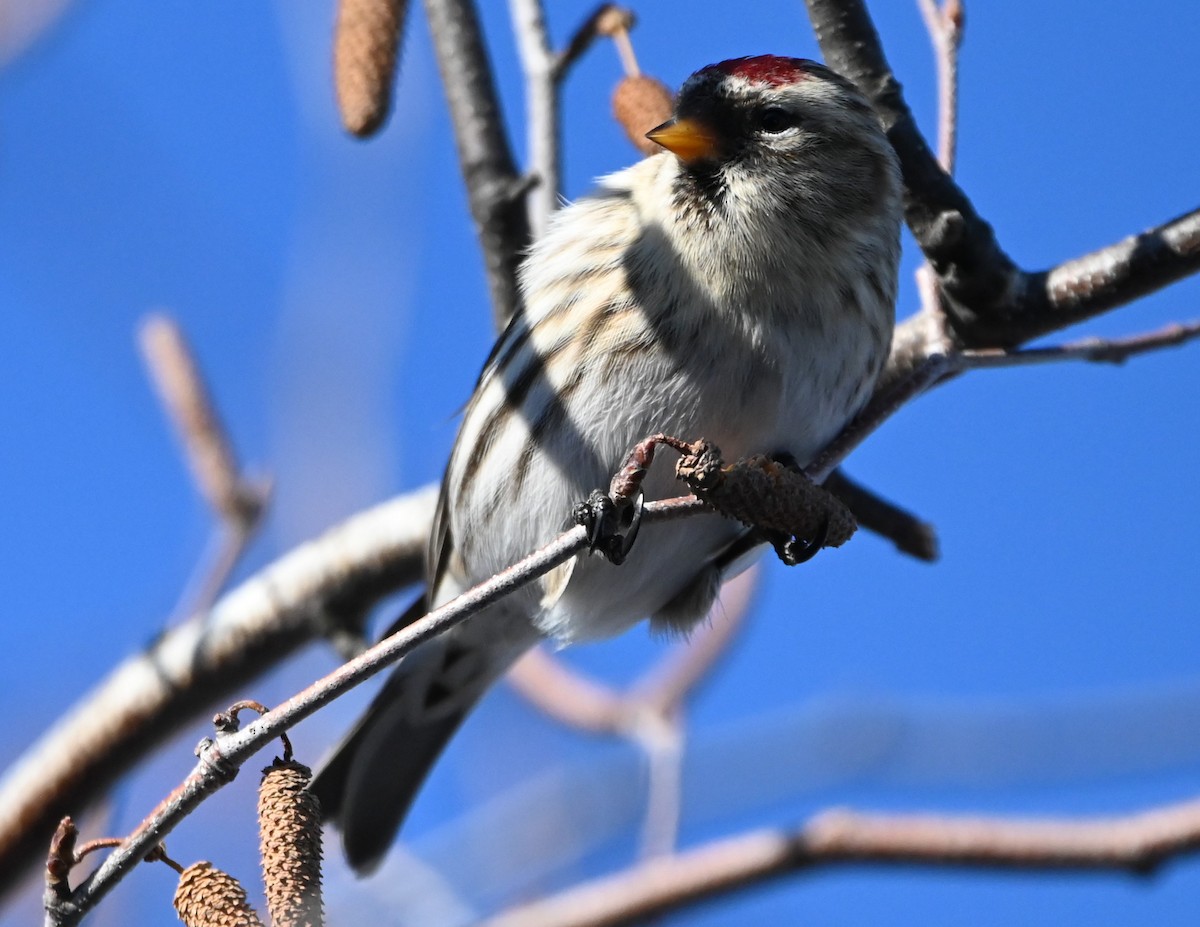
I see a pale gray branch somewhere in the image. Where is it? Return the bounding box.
[482,798,1200,927]
[2,487,436,900]
[509,0,559,238]
[916,0,963,173]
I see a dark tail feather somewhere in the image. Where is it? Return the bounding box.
[309,596,524,873]
[312,674,477,873]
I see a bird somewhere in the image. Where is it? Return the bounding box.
[310,54,902,873]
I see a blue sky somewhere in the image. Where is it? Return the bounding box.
[3,1,1200,924]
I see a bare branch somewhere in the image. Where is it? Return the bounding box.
[957,319,1200,371]
[422,0,531,327]
[824,470,939,562]
[553,5,635,83]
[1030,208,1200,343]
[508,568,755,732]
[481,797,1200,927]
[0,487,436,899]
[507,647,628,734]
[803,0,1021,330]
[916,0,964,173]
[139,313,272,617]
[804,0,1200,353]
[632,566,757,717]
[509,0,559,238]
[138,314,266,531]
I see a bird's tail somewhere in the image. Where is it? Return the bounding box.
[309,596,535,873]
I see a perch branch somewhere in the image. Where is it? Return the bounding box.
[43,363,945,921]
[44,498,710,926]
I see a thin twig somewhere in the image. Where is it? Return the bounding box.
[509,0,559,239]
[139,314,271,617]
[629,709,684,859]
[553,4,634,83]
[178,520,268,620]
[481,798,1200,927]
[507,648,628,734]
[0,487,437,899]
[422,0,531,328]
[138,314,267,530]
[912,0,963,378]
[594,6,639,77]
[957,319,1200,370]
[916,0,964,173]
[632,565,758,717]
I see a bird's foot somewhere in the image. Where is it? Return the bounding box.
[764,517,831,565]
[573,488,644,565]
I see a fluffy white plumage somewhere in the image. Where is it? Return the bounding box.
[313,55,903,872]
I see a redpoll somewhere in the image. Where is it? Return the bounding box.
[312,55,902,872]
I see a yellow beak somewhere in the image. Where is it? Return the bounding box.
[645,117,719,164]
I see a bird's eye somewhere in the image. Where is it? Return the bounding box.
[757,107,799,134]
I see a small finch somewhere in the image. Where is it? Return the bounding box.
[312,55,902,872]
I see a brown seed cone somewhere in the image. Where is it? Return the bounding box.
[612,75,674,156]
[333,0,409,138]
[258,759,324,927]
[173,862,264,927]
[676,450,857,549]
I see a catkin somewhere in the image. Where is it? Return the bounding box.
[258,759,324,927]
[612,75,674,156]
[333,0,409,137]
[173,862,264,927]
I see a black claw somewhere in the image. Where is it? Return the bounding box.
[574,489,616,549]
[773,515,831,566]
[573,489,644,565]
